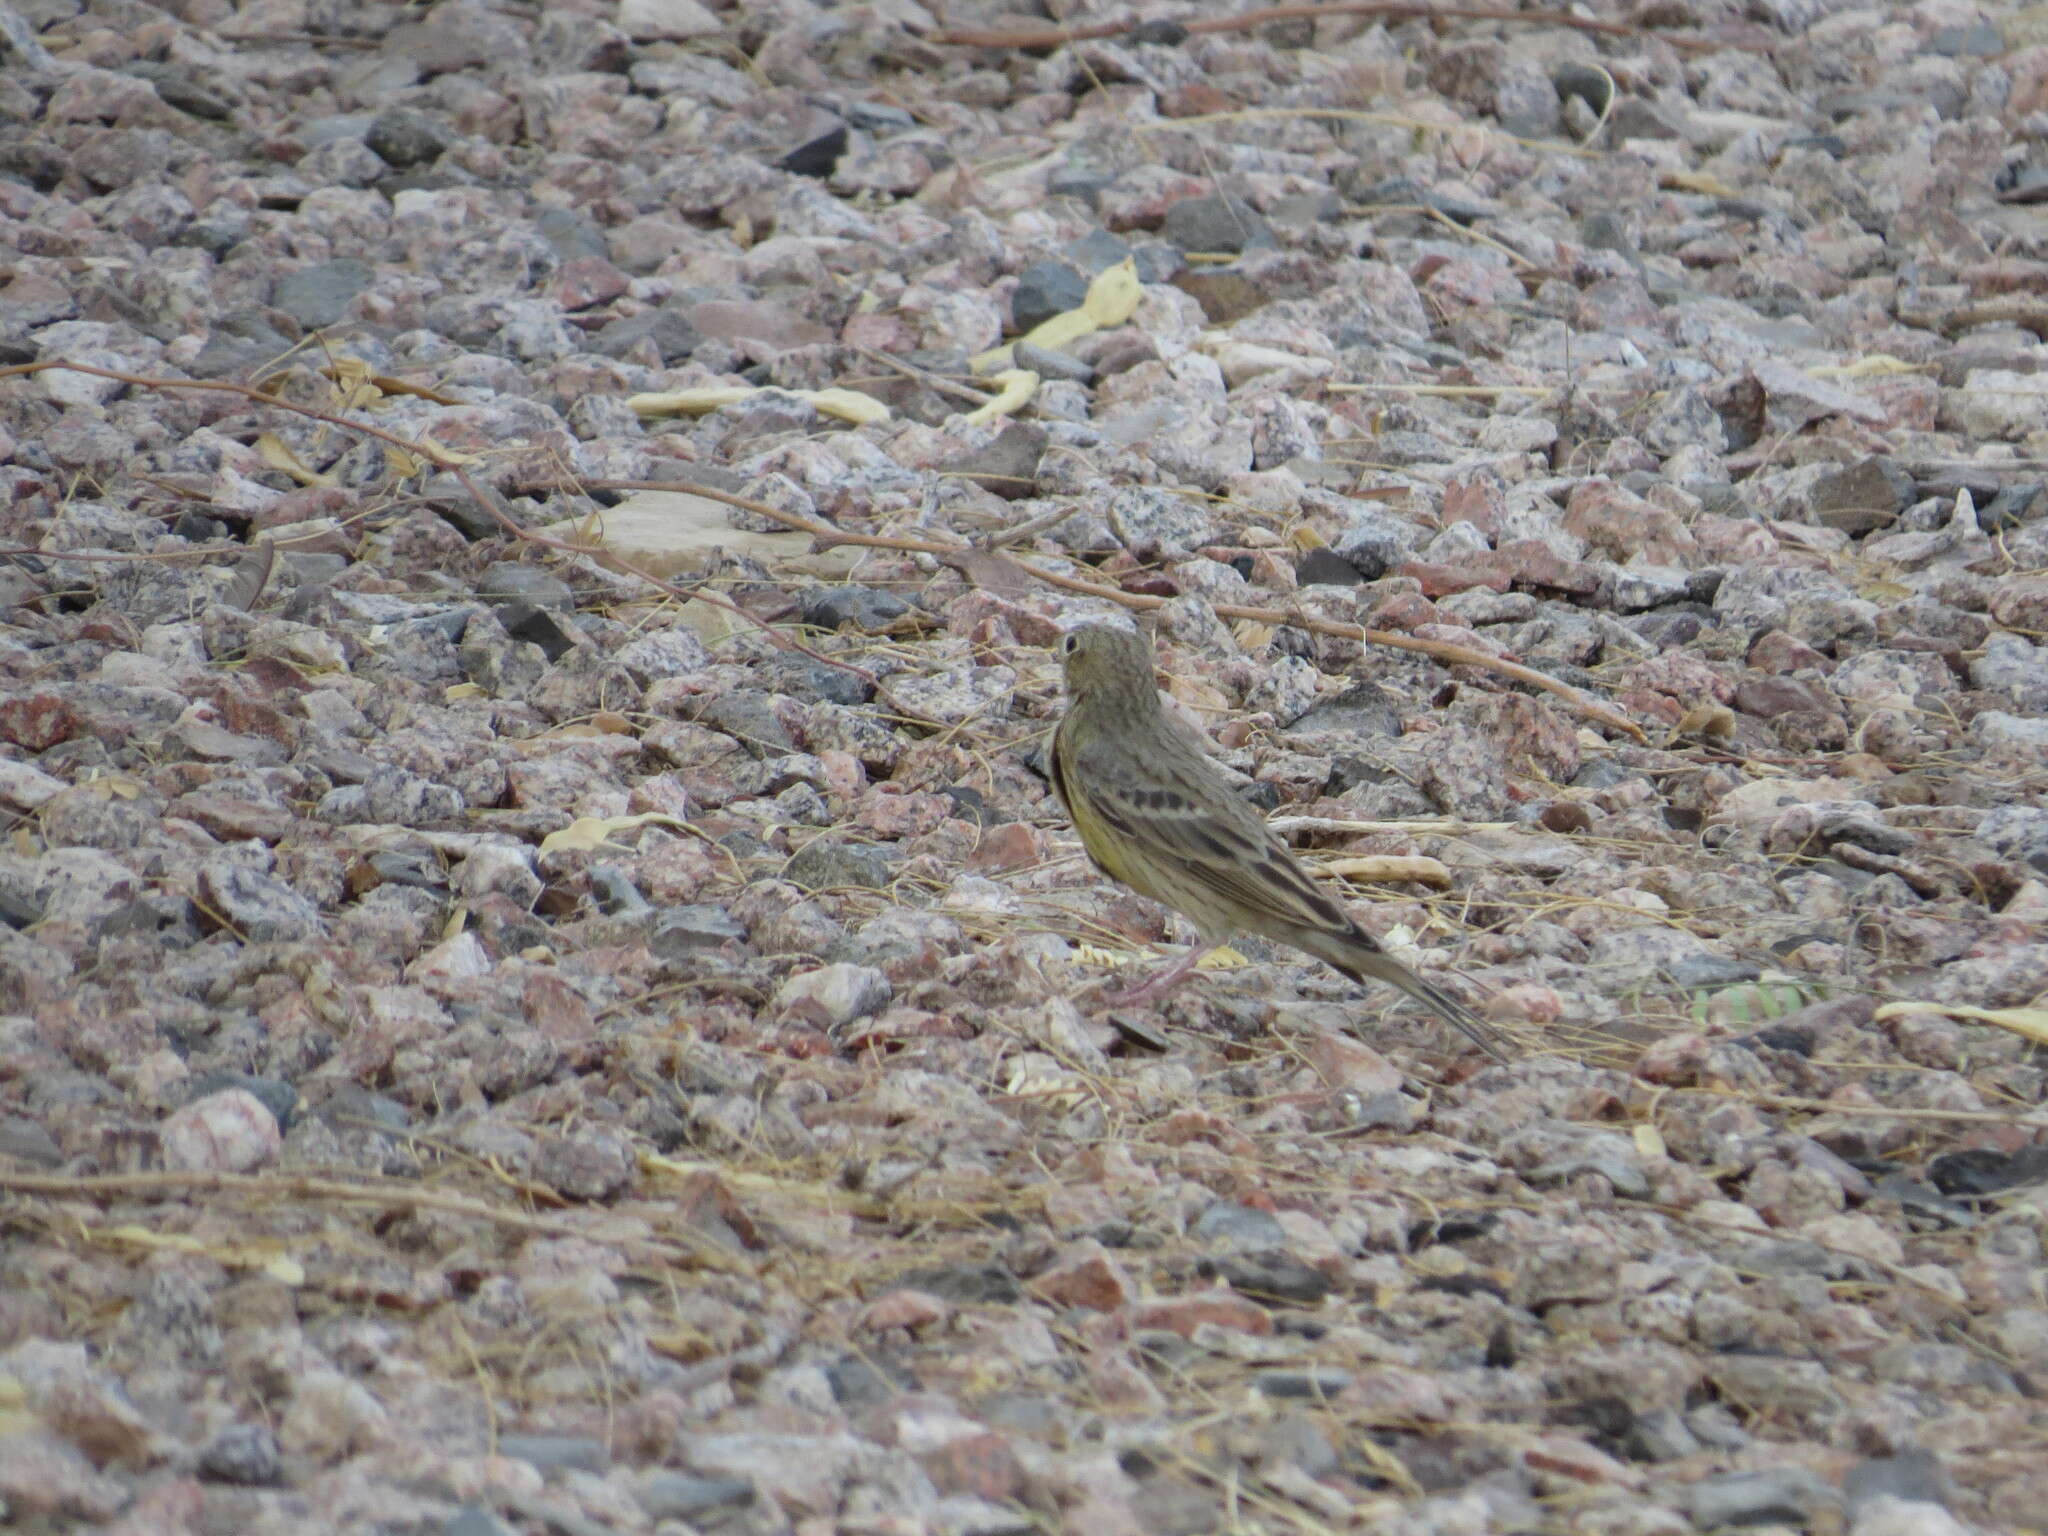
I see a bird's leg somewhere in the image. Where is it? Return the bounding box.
[1097,944,1212,1009]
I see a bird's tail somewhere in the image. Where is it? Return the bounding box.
[1314,929,1511,1064]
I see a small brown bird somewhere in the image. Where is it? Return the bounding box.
[1049,622,1507,1062]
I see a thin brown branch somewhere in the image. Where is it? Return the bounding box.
[578,477,1647,741]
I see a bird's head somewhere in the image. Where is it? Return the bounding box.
[1056,622,1160,708]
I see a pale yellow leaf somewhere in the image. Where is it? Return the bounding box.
[254,431,337,488]
[806,387,892,425]
[444,682,484,700]
[960,368,1038,426]
[1808,355,1925,381]
[1082,256,1144,327]
[1672,703,1736,740]
[1634,1123,1667,1159]
[538,811,687,857]
[1660,169,1736,196]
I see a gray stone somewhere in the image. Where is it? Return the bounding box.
[588,864,652,916]
[1011,259,1089,332]
[612,627,710,682]
[479,562,575,611]
[1048,160,1116,202]
[1190,1200,1289,1251]
[1732,1240,1851,1278]
[1295,546,1370,587]
[1253,1369,1353,1399]
[1608,565,1692,612]
[1554,63,1614,117]
[1930,20,2003,54]
[195,860,325,941]
[316,765,466,826]
[366,108,457,168]
[1623,1407,1700,1463]
[1495,60,1563,137]
[271,260,374,330]
[939,421,1047,500]
[0,1115,61,1164]
[197,1423,282,1485]
[1290,681,1402,741]
[799,584,911,632]
[1977,481,2043,533]
[592,307,702,362]
[536,205,609,262]
[1103,485,1219,560]
[652,904,749,956]
[497,1434,609,1474]
[1011,340,1093,383]
[785,837,898,891]
[773,962,890,1027]
[1161,193,1272,254]
[1688,1466,1843,1529]
[1527,1136,1651,1199]
[1669,954,1762,989]
[695,690,798,753]
[636,1472,755,1520]
[1844,1451,1952,1513]
[1809,457,1912,535]
[532,1127,637,1200]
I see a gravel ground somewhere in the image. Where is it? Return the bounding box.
[2,0,2047,1531]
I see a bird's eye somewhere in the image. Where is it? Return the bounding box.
[1059,634,1078,655]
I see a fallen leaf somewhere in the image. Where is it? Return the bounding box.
[538,811,688,857]
[961,368,1038,425]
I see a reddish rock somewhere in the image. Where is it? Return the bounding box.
[966,821,1049,873]
[1498,539,1604,595]
[252,485,352,530]
[1989,575,2048,632]
[0,693,81,750]
[1129,1292,1274,1339]
[523,969,596,1043]
[1523,1434,1641,1487]
[920,1432,1024,1500]
[1032,1243,1131,1312]
[1364,591,1442,631]
[1733,675,1834,717]
[1396,556,1514,597]
[168,790,295,843]
[1621,651,1737,703]
[1562,480,1699,564]
[1159,81,1238,119]
[862,1288,951,1333]
[554,255,630,311]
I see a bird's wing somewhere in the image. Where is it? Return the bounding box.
[1077,736,1357,936]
